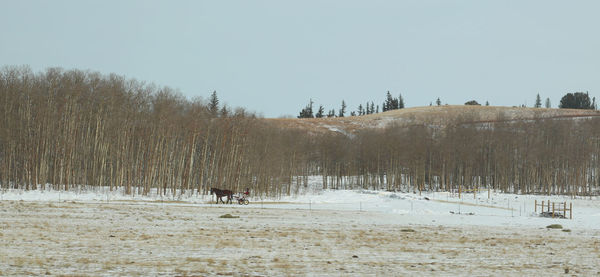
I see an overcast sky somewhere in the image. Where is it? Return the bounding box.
[1,1,599,117]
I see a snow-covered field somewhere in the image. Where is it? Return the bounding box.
[1,187,600,276]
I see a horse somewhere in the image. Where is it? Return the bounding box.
[210,187,233,204]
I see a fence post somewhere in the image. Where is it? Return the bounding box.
[570,202,572,219]
[510,199,513,217]
[552,202,555,218]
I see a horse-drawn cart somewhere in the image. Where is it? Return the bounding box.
[233,193,249,205]
[210,187,250,205]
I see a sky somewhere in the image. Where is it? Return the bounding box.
[1,1,599,118]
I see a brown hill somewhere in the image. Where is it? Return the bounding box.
[266,105,600,135]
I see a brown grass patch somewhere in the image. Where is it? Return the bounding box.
[76,257,93,264]
[139,234,153,240]
[185,257,204,262]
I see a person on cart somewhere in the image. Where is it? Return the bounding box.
[234,188,250,205]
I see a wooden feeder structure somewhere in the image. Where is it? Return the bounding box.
[535,200,572,219]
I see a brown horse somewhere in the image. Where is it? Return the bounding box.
[210,188,233,204]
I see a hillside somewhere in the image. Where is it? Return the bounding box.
[267,105,600,135]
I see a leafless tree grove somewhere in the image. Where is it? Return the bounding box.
[1,66,599,196]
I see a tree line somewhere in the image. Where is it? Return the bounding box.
[2,66,599,197]
[0,66,313,197]
[298,91,405,118]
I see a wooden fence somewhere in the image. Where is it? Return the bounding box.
[535,200,572,219]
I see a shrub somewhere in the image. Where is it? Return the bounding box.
[546,224,563,229]
[219,214,239,219]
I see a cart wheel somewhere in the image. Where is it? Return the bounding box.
[238,199,244,205]
[243,199,249,205]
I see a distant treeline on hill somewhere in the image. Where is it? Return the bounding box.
[1,66,600,196]
[298,91,597,118]
[298,91,405,118]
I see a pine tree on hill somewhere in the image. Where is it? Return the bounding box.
[327,109,336,117]
[384,91,394,111]
[535,93,542,108]
[338,100,346,117]
[559,92,594,109]
[545,98,551,108]
[297,99,314,118]
[358,104,364,116]
[436,98,441,106]
[370,102,375,114]
[315,105,324,118]
[209,90,219,117]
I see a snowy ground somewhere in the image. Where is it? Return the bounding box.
[1,187,600,276]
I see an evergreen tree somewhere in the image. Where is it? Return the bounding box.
[370,102,375,114]
[297,99,314,118]
[376,105,379,113]
[545,98,551,108]
[327,109,336,117]
[358,104,364,116]
[436,97,441,106]
[208,90,219,117]
[383,91,393,112]
[220,104,229,117]
[384,91,399,110]
[338,100,347,117]
[315,105,324,118]
[534,93,542,108]
[350,111,356,116]
[559,92,594,109]
[485,101,490,106]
